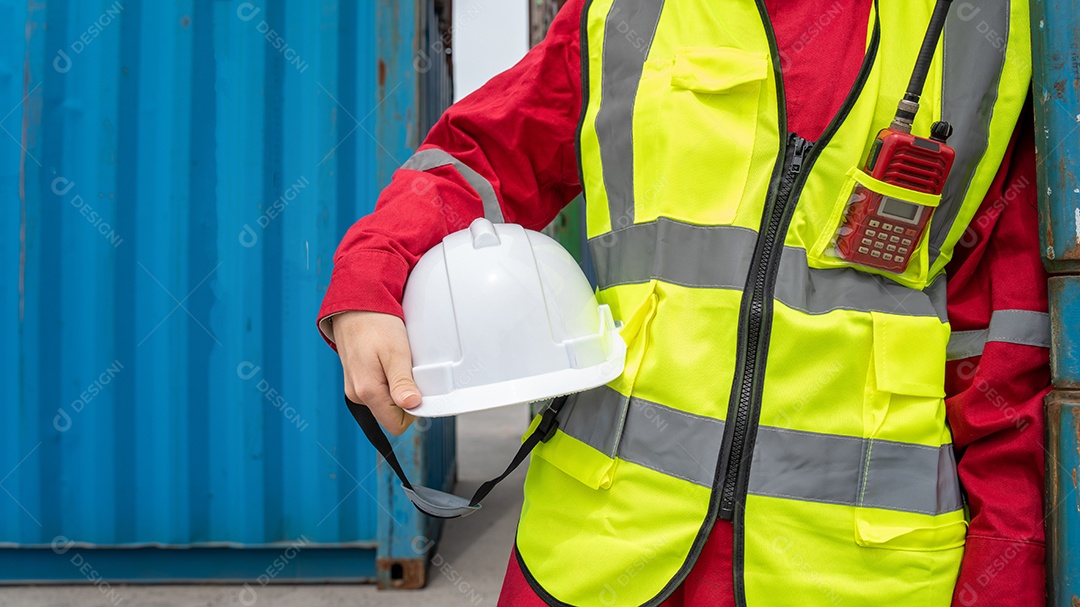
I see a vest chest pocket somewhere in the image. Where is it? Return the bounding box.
[855,311,967,552]
[635,47,768,225]
[811,167,942,289]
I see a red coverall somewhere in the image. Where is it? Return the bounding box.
[318,1,1050,604]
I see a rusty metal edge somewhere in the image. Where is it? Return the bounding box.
[376,556,428,590]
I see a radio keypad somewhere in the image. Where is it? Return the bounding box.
[862,218,918,267]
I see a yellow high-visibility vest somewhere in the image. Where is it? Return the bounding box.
[514,1,1032,605]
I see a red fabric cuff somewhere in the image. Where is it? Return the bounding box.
[316,249,410,349]
[952,535,1045,607]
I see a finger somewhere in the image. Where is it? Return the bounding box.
[341,350,380,404]
[361,384,415,436]
[379,345,422,410]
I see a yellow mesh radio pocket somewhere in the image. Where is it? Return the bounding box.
[812,167,942,289]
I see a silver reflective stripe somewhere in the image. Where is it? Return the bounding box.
[595,0,666,228]
[749,426,866,507]
[989,309,1051,346]
[930,0,1010,262]
[560,387,628,458]
[946,330,987,361]
[588,218,947,321]
[557,387,964,515]
[619,398,723,485]
[927,274,949,321]
[861,439,961,515]
[401,148,504,222]
[753,427,961,515]
[946,309,1052,360]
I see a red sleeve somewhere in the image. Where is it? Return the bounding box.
[945,103,1050,607]
[317,0,584,346]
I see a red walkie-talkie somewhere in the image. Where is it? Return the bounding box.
[834,0,956,273]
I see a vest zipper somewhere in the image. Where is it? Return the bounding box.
[518,2,882,605]
[717,133,812,520]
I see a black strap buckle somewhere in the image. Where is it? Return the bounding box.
[536,403,561,443]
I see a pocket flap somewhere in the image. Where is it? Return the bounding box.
[530,413,618,490]
[670,47,768,93]
[871,312,947,397]
[855,509,968,551]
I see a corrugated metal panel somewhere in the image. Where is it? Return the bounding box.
[1031,0,1080,275]
[372,0,457,589]
[1032,0,1080,603]
[0,0,454,585]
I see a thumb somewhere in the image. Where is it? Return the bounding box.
[380,346,422,410]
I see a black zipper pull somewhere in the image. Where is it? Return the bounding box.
[788,136,811,175]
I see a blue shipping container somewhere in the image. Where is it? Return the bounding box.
[0,0,456,588]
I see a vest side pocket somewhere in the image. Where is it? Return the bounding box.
[810,167,942,289]
[530,281,660,490]
[854,311,967,552]
[530,412,619,490]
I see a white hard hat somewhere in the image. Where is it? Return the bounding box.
[402,217,626,418]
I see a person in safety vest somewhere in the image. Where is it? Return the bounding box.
[317,1,1049,605]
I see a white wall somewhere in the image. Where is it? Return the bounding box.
[452,0,530,102]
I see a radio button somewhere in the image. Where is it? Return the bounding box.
[858,246,870,254]
[869,220,881,228]
[866,229,876,237]
[898,247,909,254]
[901,238,912,246]
[890,235,900,243]
[862,238,873,245]
[886,244,896,252]
[874,241,884,249]
[883,253,894,261]
[871,250,882,258]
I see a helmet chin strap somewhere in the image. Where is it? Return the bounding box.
[344,394,569,519]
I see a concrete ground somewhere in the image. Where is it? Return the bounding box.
[0,405,531,607]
